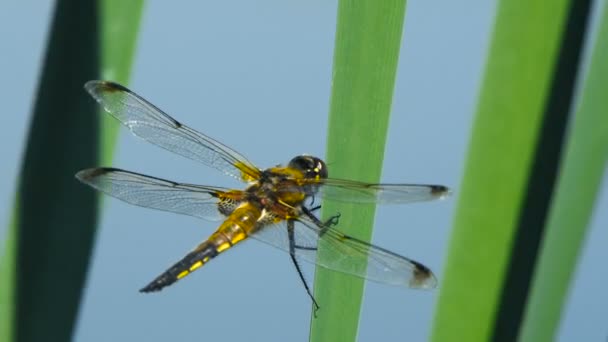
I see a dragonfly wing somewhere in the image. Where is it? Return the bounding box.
[84,81,262,181]
[76,168,245,221]
[281,177,450,204]
[297,215,437,288]
[250,214,437,289]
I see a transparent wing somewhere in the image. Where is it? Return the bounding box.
[280,177,450,204]
[76,168,246,221]
[84,81,262,181]
[251,215,437,288]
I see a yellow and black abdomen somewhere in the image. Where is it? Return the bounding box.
[140,203,262,292]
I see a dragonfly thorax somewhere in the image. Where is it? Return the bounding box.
[244,157,326,216]
[245,175,307,213]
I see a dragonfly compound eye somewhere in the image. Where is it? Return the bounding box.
[288,155,328,179]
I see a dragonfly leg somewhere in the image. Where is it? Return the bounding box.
[287,220,320,316]
[309,204,322,213]
[307,204,341,227]
[324,212,341,227]
[293,209,340,251]
[302,206,341,237]
[294,245,317,251]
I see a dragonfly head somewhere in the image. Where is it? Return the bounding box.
[288,155,328,180]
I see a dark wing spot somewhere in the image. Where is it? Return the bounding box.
[75,168,110,181]
[411,260,433,282]
[431,185,450,196]
[87,80,129,93]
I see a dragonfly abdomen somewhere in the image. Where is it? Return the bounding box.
[140,203,262,292]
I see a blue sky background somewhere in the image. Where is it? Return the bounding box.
[1,1,607,341]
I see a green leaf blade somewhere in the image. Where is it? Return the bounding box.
[310,1,407,341]
[431,0,572,341]
[519,3,608,341]
[0,1,143,341]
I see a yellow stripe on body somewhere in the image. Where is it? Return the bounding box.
[216,241,231,253]
[189,260,203,271]
[176,203,262,282]
[176,258,205,280]
[211,202,261,246]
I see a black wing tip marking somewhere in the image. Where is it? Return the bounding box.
[409,260,438,289]
[75,168,106,182]
[84,80,184,130]
[75,167,121,182]
[84,80,129,94]
[431,185,451,198]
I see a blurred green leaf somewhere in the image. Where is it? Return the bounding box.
[432,0,592,341]
[519,3,608,341]
[0,1,143,341]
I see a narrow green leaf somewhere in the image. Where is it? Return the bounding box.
[0,1,143,341]
[431,0,575,341]
[309,1,406,341]
[0,207,17,342]
[99,0,145,165]
[519,3,608,341]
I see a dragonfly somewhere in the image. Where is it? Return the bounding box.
[76,80,450,312]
